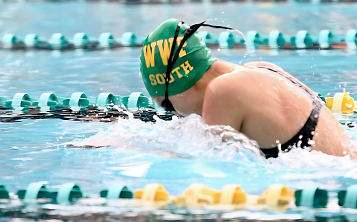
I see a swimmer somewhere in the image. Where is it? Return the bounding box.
[139,19,354,158]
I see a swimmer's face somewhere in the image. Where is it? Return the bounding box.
[153,86,202,117]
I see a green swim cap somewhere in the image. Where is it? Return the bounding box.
[140,19,216,97]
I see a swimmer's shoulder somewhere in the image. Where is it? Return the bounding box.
[202,71,246,130]
[206,68,270,102]
[242,61,286,73]
[208,60,284,95]
[203,68,271,130]
[213,60,288,77]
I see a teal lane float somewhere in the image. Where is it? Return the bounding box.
[1,182,357,212]
[1,30,356,50]
[1,184,356,222]
[1,32,145,50]
[0,92,355,123]
[0,92,348,112]
[0,92,174,123]
[295,187,328,208]
[0,92,152,110]
[17,183,83,204]
[338,185,357,208]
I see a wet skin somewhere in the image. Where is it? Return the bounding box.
[153,60,354,157]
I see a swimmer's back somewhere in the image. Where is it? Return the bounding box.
[203,60,354,157]
[243,61,354,157]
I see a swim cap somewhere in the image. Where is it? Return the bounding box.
[140,19,216,97]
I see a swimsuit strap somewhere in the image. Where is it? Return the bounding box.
[258,66,323,158]
[261,67,322,103]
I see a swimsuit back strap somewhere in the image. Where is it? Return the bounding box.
[258,66,323,158]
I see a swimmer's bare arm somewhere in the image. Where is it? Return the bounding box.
[202,68,295,147]
[202,72,246,131]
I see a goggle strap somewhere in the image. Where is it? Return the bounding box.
[165,21,184,98]
[166,22,204,82]
[201,23,235,31]
[165,21,235,97]
[168,22,234,78]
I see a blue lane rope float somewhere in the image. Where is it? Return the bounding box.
[53,183,83,204]
[50,33,69,50]
[218,31,236,49]
[96,92,115,108]
[120,32,145,47]
[98,32,116,48]
[0,185,10,199]
[69,92,89,108]
[3,181,357,213]
[1,30,357,50]
[0,92,354,123]
[338,185,357,209]
[24,34,50,49]
[73,33,89,48]
[24,34,39,48]
[295,187,328,208]
[0,92,175,122]
[17,182,52,201]
[267,30,286,49]
[294,30,314,49]
[100,185,133,199]
[38,92,58,110]
[127,92,149,110]
[1,34,24,49]
[345,29,357,49]
[121,32,136,46]
[73,33,99,49]
[199,31,218,47]
[0,91,355,124]
[11,93,32,108]
[245,31,262,49]
[318,30,339,49]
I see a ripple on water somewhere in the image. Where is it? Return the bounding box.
[73,114,357,194]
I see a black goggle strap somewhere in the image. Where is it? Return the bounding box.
[175,22,235,60]
[165,21,184,100]
[200,23,235,31]
[165,21,235,97]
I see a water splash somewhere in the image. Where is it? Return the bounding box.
[74,114,357,191]
[75,114,265,162]
[205,18,249,64]
[228,28,249,64]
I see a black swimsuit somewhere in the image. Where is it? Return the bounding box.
[258,67,324,159]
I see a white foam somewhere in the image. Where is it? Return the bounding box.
[74,114,357,187]
[75,114,265,161]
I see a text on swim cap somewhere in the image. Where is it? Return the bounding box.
[143,37,187,68]
[148,60,194,86]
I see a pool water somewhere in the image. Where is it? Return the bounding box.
[1,49,357,197]
[0,0,357,214]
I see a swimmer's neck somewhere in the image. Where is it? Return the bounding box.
[194,59,241,91]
